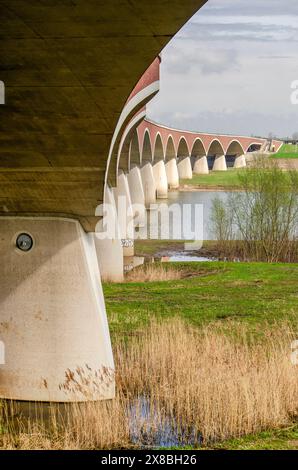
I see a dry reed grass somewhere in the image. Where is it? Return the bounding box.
[117,319,298,445]
[1,319,297,449]
[125,263,182,282]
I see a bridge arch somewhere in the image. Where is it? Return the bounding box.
[191,138,206,157]
[177,136,190,159]
[191,138,208,172]
[207,139,225,156]
[225,140,245,168]
[207,139,225,170]
[247,143,262,153]
[141,129,153,165]
[153,133,165,162]
[129,130,141,169]
[116,110,146,177]
[226,140,245,156]
[165,135,176,162]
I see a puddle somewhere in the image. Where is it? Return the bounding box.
[128,396,202,449]
[160,251,216,262]
[169,254,215,262]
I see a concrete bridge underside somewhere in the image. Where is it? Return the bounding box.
[0,0,207,232]
[0,1,210,403]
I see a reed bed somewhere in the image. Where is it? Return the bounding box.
[125,263,182,282]
[1,319,297,449]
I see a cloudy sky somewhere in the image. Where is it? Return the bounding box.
[147,0,298,138]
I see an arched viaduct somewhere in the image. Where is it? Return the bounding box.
[0,0,282,404]
[125,119,280,176]
[100,106,282,282]
[113,118,282,210]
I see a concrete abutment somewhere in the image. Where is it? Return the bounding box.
[0,217,114,402]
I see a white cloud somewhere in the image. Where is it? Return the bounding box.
[147,0,298,137]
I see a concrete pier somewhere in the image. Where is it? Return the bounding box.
[140,162,157,207]
[234,154,247,168]
[95,187,124,283]
[165,158,179,188]
[0,217,114,402]
[178,156,192,179]
[153,160,168,198]
[193,155,209,174]
[127,166,146,226]
[113,172,134,257]
[212,155,227,171]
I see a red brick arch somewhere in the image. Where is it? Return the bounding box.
[136,119,282,160]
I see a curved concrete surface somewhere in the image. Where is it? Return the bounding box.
[0,217,114,402]
[113,173,134,257]
[234,154,247,168]
[153,160,168,198]
[0,1,207,232]
[193,156,209,174]
[95,187,124,283]
[0,0,211,403]
[212,155,227,171]
[165,158,180,189]
[141,163,157,207]
[178,157,192,179]
[127,166,146,226]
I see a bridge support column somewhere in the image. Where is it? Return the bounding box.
[234,154,246,168]
[127,166,146,226]
[212,154,227,171]
[193,155,209,174]
[178,156,192,179]
[0,217,114,402]
[165,158,179,189]
[140,162,156,207]
[94,187,124,283]
[95,238,124,282]
[113,172,134,257]
[152,160,168,198]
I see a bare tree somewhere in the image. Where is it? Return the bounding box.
[211,159,298,262]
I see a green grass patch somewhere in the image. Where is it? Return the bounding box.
[180,169,244,189]
[103,261,298,338]
[272,143,298,159]
[103,261,298,451]
[210,425,298,450]
[161,425,298,449]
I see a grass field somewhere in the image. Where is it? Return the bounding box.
[1,262,297,450]
[103,261,298,338]
[102,261,298,449]
[180,169,244,189]
[212,425,298,450]
[272,143,298,159]
[164,425,298,450]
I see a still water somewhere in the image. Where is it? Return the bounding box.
[138,190,232,242]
